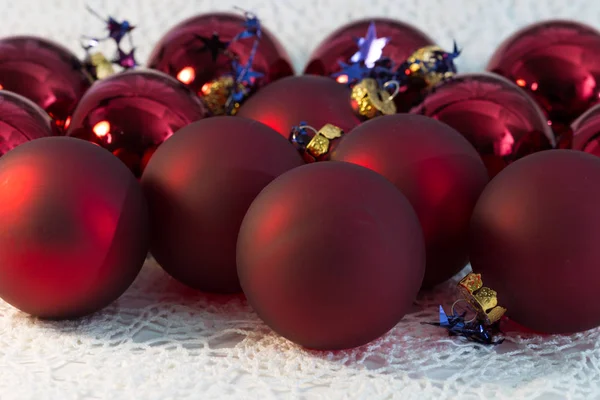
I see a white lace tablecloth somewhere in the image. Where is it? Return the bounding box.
[2,0,600,399]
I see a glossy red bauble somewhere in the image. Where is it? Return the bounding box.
[0,90,56,156]
[332,114,488,288]
[237,162,425,350]
[0,137,149,319]
[487,20,600,139]
[571,104,600,156]
[237,75,360,139]
[470,150,600,333]
[0,36,92,130]
[66,69,207,177]
[141,117,303,293]
[411,73,555,177]
[147,12,293,95]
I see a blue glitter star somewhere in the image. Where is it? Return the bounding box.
[350,22,390,68]
[425,305,504,345]
[86,5,135,45]
[114,48,137,69]
[332,61,370,86]
[232,60,264,85]
[232,8,262,40]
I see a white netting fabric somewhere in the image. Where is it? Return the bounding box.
[2,0,600,399]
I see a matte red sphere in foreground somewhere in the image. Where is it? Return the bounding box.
[470,150,600,333]
[487,20,600,138]
[66,69,207,177]
[0,36,92,130]
[0,137,149,319]
[332,115,488,288]
[0,90,56,156]
[411,73,555,177]
[237,162,425,350]
[141,117,303,293]
[237,75,360,139]
[571,104,600,156]
[147,13,293,95]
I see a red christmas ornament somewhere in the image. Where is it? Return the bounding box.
[0,36,92,131]
[411,73,555,177]
[237,162,425,350]
[66,69,207,178]
[237,75,361,139]
[487,20,600,141]
[141,117,303,293]
[147,12,293,96]
[332,114,488,288]
[571,104,600,156]
[0,90,56,156]
[470,150,600,333]
[0,137,149,319]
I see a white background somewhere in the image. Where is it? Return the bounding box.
[1,1,600,399]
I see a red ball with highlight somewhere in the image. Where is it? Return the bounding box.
[0,137,149,319]
[147,12,293,95]
[237,75,360,139]
[66,70,207,178]
[141,117,303,293]
[332,114,488,288]
[237,162,425,350]
[0,36,92,130]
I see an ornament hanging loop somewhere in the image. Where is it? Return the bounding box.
[450,299,477,324]
[383,80,401,101]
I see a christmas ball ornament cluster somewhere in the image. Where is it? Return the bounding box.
[2,10,600,352]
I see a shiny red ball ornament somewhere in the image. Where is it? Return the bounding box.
[487,20,600,140]
[411,73,555,177]
[147,12,293,95]
[237,162,425,350]
[237,75,361,139]
[0,36,92,130]
[0,137,149,319]
[470,150,600,333]
[66,69,207,178]
[141,117,303,293]
[571,104,600,156]
[332,114,488,288]
[0,90,56,156]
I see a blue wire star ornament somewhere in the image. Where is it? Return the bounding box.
[114,47,137,69]
[350,22,390,68]
[86,5,135,45]
[232,7,262,40]
[332,61,370,85]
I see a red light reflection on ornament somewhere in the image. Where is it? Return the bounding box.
[92,121,112,144]
[200,82,212,95]
[516,79,526,87]
[177,67,196,85]
[0,83,3,90]
[336,75,349,84]
[531,82,539,91]
[64,116,71,130]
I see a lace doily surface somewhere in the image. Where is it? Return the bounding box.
[2,0,600,399]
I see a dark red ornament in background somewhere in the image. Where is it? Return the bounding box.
[0,137,149,319]
[147,12,293,96]
[0,36,92,131]
[66,69,207,177]
[237,162,425,350]
[0,91,56,156]
[411,73,555,177]
[141,117,303,293]
[487,20,600,142]
[237,75,360,139]
[305,18,433,77]
[332,115,488,288]
[571,104,600,156]
[470,150,600,334]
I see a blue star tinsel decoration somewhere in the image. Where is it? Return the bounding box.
[114,48,137,69]
[86,5,135,45]
[350,22,390,68]
[425,306,504,345]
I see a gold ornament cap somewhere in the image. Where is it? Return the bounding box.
[405,45,457,88]
[85,52,115,81]
[200,76,247,116]
[303,124,344,162]
[458,273,506,325]
[350,78,399,119]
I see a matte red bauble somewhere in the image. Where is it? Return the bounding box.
[332,114,488,288]
[411,73,555,177]
[0,137,149,319]
[237,162,425,350]
[141,117,303,293]
[237,75,360,139]
[0,90,56,156]
[66,69,207,177]
[487,20,600,139]
[147,13,293,95]
[470,150,600,333]
[571,104,600,156]
[0,36,92,130]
